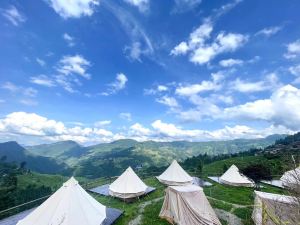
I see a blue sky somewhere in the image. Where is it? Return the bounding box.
[0,0,300,145]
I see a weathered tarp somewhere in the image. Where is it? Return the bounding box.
[159,185,221,225]
[252,191,299,225]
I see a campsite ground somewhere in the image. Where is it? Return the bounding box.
[13,172,287,225]
[85,176,286,225]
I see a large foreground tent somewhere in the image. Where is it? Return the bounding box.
[109,167,148,199]
[159,185,221,225]
[252,191,299,225]
[220,164,254,187]
[16,177,121,225]
[280,167,300,188]
[157,160,193,186]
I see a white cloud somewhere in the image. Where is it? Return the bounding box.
[104,1,154,62]
[172,0,202,14]
[284,39,300,59]
[124,0,149,13]
[289,64,300,76]
[36,58,46,67]
[231,78,268,93]
[230,73,280,93]
[63,33,75,47]
[130,123,151,136]
[0,111,294,145]
[101,73,128,96]
[46,0,99,19]
[170,42,189,56]
[255,26,282,37]
[57,55,91,79]
[19,99,38,106]
[157,85,168,92]
[219,58,243,67]
[171,19,248,65]
[119,112,132,121]
[30,75,55,87]
[2,82,37,97]
[94,120,111,127]
[1,5,26,26]
[222,85,300,130]
[156,96,179,109]
[0,112,117,145]
[176,72,224,96]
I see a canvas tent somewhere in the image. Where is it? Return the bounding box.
[17,177,109,225]
[220,164,254,187]
[157,160,193,186]
[252,191,299,225]
[280,167,300,188]
[159,185,221,225]
[109,167,148,199]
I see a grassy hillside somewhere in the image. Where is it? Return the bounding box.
[24,134,285,177]
[0,142,71,175]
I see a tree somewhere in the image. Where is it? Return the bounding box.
[241,164,272,184]
[222,164,228,173]
[197,161,203,177]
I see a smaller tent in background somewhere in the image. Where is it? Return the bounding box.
[280,167,300,188]
[252,191,299,225]
[220,164,254,187]
[159,185,221,225]
[109,167,148,199]
[16,177,122,225]
[157,160,193,186]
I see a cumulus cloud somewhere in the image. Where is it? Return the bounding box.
[46,0,99,19]
[30,75,55,87]
[171,12,248,65]
[0,111,294,145]
[156,96,180,109]
[284,39,300,59]
[123,0,149,13]
[63,33,75,47]
[222,85,300,130]
[0,112,116,145]
[57,55,91,79]
[1,5,26,26]
[176,72,224,96]
[255,26,282,37]
[219,58,243,67]
[144,84,168,95]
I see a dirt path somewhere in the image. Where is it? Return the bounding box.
[128,197,164,225]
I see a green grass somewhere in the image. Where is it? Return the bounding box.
[141,199,169,225]
[232,207,254,225]
[17,172,67,190]
[208,198,233,211]
[92,177,166,225]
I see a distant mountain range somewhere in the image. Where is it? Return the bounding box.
[0,134,287,178]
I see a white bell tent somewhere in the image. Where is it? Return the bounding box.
[157,160,193,186]
[159,185,221,225]
[220,164,254,187]
[109,167,148,199]
[17,177,107,225]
